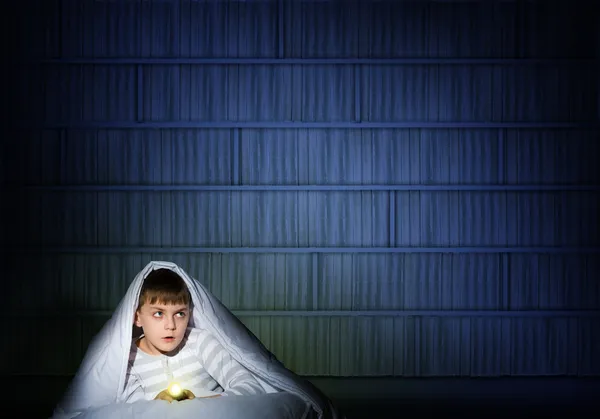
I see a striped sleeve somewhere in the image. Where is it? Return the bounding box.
[193,329,266,396]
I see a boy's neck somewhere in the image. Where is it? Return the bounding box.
[136,336,161,356]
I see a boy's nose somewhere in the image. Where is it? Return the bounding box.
[165,317,176,330]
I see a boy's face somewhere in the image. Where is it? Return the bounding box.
[135,302,190,355]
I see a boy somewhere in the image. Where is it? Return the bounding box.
[123,268,266,403]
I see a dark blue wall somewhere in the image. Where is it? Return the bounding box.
[1,1,599,415]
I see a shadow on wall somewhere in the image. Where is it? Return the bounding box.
[566,3,600,248]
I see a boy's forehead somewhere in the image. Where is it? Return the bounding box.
[142,302,189,310]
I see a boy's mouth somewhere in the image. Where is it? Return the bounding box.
[162,336,175,342]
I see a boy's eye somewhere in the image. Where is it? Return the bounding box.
[151,311,185,318]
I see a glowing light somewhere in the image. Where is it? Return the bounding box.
[168,383,183,398]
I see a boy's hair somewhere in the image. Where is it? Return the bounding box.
[136,268,192,311]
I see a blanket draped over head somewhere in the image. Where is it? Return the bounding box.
[53,261,344,419]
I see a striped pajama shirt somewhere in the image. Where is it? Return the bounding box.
[123,327,265,402]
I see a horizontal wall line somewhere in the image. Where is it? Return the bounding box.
[17,310,600,318]
[8,247,600,254]
[19,121,598,129]
[19,184,600,192]
[29,58,600,65]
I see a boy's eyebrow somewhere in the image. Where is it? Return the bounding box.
[149,305,188,311]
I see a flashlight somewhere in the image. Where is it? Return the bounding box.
[167,382,185,401]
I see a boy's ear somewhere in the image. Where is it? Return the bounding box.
[134,310,142,327]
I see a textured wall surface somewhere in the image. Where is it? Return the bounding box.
[2,0,599,383]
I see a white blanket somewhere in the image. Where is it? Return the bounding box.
[67,392,316,419]
[52,261,344,419]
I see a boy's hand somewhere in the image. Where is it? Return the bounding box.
[154,389,196,403]
[154,389,175,403]
[182,389,196,400]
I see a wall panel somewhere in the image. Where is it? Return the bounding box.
[23,65,599,124]
[5,313,598,377]
[9,128,600,186]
